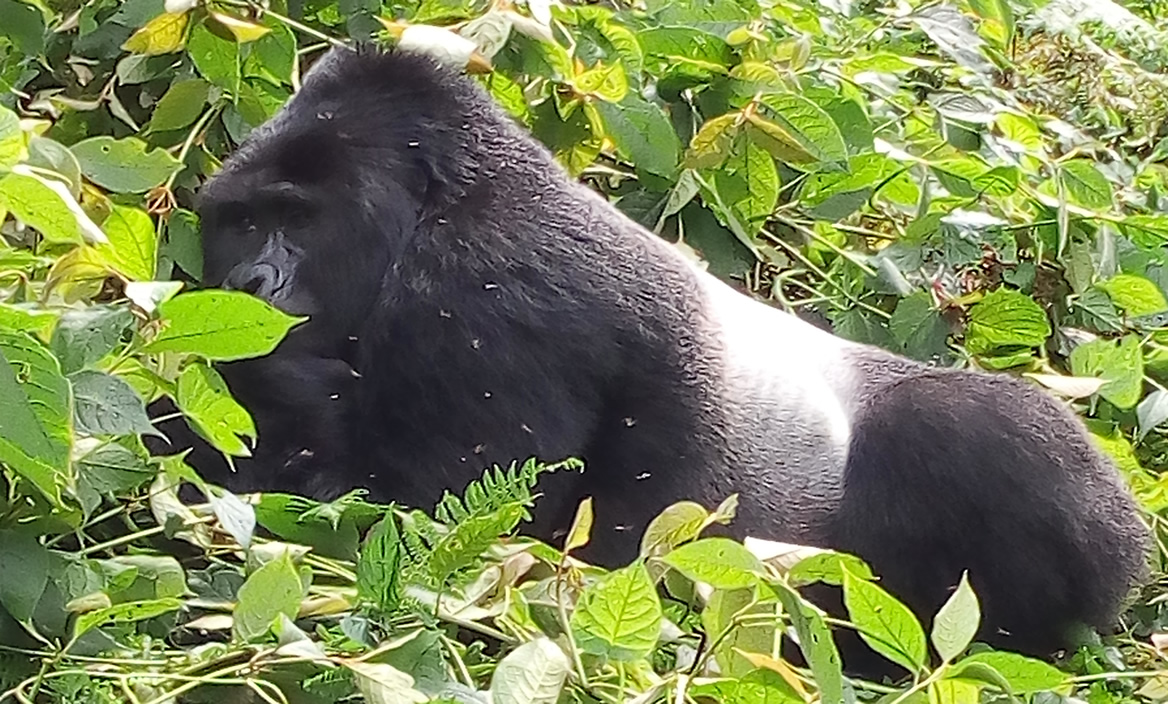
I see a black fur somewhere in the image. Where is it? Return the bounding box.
[157,46,1148,673]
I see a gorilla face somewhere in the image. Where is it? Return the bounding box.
[197,131,401,359]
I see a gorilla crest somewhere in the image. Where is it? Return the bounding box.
[176,46,1148,672]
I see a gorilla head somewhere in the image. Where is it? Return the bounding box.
[176,46,1147,676]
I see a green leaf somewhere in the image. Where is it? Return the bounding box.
[968,0,1015,46]
[685,113,740,170]
[663,537,763,589]
[1137,389,1168,441]
[1060,160,1113,211]
[429,503,527,582]
[964,288,1050,354]
[50,306,134,375]
[571,562,662,661]
[702,587,781,677]
[890,291,950,360]
[0,0,45,55]
[842,568,927,672]
[0,106,25,169]
[595,96,680,177]
[122,11,190,56]
[233,551,303,641]
[640,500,710,557]
[690,668,803,704]
[711,140,778,236]
[931,572,980,662]
[0,332,72,506]
[753,92,848,167]
[1070,336,1144,409]
[71,370,156,437]
[174,362,256,457]
[573,62,628,103]
[356,514,402,613]
[146,290,304,360]
[1098,274,1168,317]
[563,496,594,552]
[147,78,210,133]
[951,651,1068,693]
[74,598,183,638]
[71,137,183,194]
[0,530,50,621]
[94,205,157,281]
[0,303,58,338]
[489,638,571,704]
[189,20,241,92]
[770,581,844,704]
[244,20,296,85]
[0,171,101,244]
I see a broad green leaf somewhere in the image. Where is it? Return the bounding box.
[71,370,156,437]
[189,20,242,93]
[1060,160,1113,211]
[489,638,571,704]
[71,137,182,194]
[964,288,1050,354]
[146,78,210,133]
[175,362,256,457]
[571,562,662,661]
[1070,336,1144,409]
[95,205,157,281]
[146,290,304,360]
[951,651,1068,693]
[1098,274,1168,317]
[0,332,72,505]
[0,170,103,244]
[890,292,950,360]
[356,515,402,612]
[685,113,740,170]
[0,106,25,169]
[244,20,296,85]
[26,136,83,196]
[746,113,817,165]
[50,306,134,375]
[711,140,779,236]
[754,92,848,167]
[346,661,428,704]
[640,500,710,557]
[122,12,190,55]
[788,551,874,587]
[233,551,303,641]
[74,598,183,638]
[931,572,980,662]
[663,537,763,589]
[595,96,680,177]
[481,71,530,122]
[770,581,844,704]
[0,530,50,621]
[842,568,927,672]
[0,0,45,55]
[0,303,58,338]
[104,554,188,601]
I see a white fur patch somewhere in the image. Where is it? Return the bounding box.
[694,269,856,449]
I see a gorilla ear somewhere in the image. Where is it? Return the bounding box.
[271,130,348,186]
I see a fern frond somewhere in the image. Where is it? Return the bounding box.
[432,456,581,525]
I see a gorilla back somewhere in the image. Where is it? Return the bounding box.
[188,47,1147,664]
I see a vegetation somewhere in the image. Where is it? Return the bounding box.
[1,0,1167,700]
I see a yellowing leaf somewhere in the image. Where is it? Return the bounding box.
[685,113,740,170]
[209,12,271,42]
[122,12,190,56]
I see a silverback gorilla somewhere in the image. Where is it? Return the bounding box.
[172,46,1148,669]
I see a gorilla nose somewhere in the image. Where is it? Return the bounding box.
[226,264,280,299]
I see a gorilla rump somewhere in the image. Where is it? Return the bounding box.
[175,47,1147,665]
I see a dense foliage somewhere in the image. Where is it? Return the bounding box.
[1,0,1168,700]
